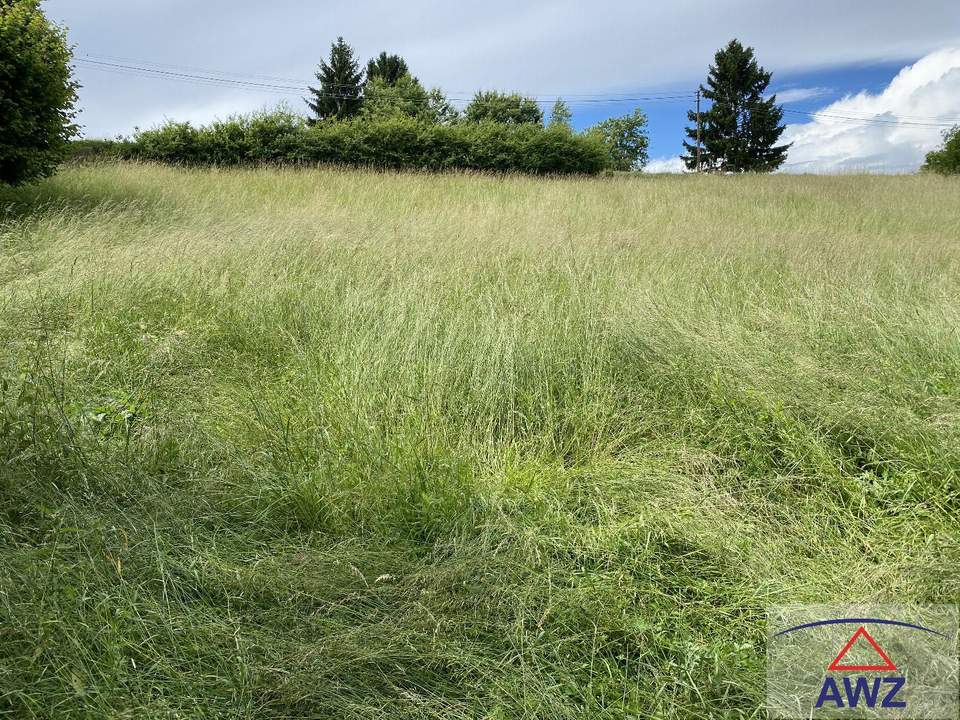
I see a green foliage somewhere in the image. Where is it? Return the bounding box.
[426,87,460,125]
[365,52,410,86]
[683,39,790,172]
[0,0,78,185]
[588,107,649,171]
[361,76,462,126]
[360,75,433,122]
[465,91,544,125]
[306,36,364,122]
[548,98,573,130]
[130,110,609,174]
[922,125,960,174]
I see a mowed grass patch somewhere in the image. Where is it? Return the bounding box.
[1,163,958,718]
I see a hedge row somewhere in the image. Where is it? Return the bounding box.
[121,111,610,174]
[65,139,136,162]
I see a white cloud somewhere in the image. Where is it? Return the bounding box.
[645,156,686,173]
[773,87,832,104]
[782,48,960,173]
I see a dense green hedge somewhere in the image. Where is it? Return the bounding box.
[126,111,610,174]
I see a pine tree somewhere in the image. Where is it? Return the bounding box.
[549,98,572,130]
[682,39,789,172]
[306,37,364,122]
[366,52,409,86]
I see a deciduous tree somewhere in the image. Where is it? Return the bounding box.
[549,99,572,130]
[589,108,649,171]
[922,125,960,174]
[0,0,78,185]
[361,74,431,122]
[465,91,543,125]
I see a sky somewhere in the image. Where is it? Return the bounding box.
[46,0,960,173]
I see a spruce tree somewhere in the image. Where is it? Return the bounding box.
[306,37,364,122]
[549,98,573,130]
[682,39,789,172]
[366,52,409,86]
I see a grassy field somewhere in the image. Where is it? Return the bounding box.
[1,163,958,718]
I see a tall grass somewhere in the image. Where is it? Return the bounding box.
[1,163,958,718]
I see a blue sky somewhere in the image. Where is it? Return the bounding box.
[46,0,960,172]
[569,61,909,163]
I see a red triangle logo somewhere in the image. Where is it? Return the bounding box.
[828,626,897,672]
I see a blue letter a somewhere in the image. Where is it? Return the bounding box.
[816,677,844,708]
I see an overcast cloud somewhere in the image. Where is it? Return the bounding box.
[46,1,960,171]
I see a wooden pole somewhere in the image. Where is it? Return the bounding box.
[696,88,702,173]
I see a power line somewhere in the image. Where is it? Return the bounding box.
[75,58,307,92]
[782,108,960,129]
[81,52,697,98]
[76,51,959,130]
[82,52,696,98]
[81,53,312,86]
[74,53,696,105]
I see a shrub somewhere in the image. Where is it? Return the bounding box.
[922,125,960,175]
[130,111,610,174]
[0,0,79,185]
[64,139,136,163]
[135,121,202,164]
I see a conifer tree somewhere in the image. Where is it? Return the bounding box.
[682,39,789,172]
[306,37,364,122]
[366,52,409,86]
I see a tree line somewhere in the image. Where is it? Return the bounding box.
[3,0,959,186]
[303,36,649,172]
[302,36,795,174]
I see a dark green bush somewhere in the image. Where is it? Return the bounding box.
[0,0,79,185]
[922,125,960,175]
[130,110,610,174]
[64,139,136,163]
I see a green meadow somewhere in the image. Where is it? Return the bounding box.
[1,163,958,718]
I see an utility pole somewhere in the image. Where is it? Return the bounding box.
[695,88,702,173]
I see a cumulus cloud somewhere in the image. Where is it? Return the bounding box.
[645,156,686,173]
[782,48,960,173]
